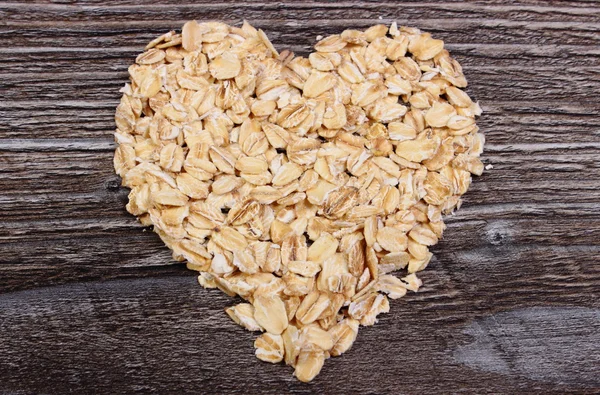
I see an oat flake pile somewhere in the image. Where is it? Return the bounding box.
[113,20,484,382]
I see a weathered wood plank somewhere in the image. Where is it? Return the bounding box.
[4,213,600,248]
[7,0,600,7]
[1,103,599,145]
[2,2,600,24]
[2,151,600,219]
[3,186,600,225]
[2,212,600,295]
[2,174,600,221]
[453,307,600,386]
[0,277,597,394]
[3,19,600,48]
[0,113,594,151]
[2,66,599,103]
[2,139,600,236]
[1,44,599,76]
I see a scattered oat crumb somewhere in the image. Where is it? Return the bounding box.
[378,16,383,20]
[316,35,323,41]
[485,164,493,170]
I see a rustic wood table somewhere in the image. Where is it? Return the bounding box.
[1,1,599,394]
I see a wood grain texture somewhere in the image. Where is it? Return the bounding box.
[1,277,598,395]
[1,1,599,393]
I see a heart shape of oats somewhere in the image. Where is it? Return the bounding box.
[113,20,484,382]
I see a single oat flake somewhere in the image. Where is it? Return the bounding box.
[113,20,484,382]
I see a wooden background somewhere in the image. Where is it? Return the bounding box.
[1,1,599,393]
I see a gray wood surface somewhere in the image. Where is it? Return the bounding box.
[1,1,599,394]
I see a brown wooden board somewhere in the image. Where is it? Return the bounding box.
[0,1,599,393]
